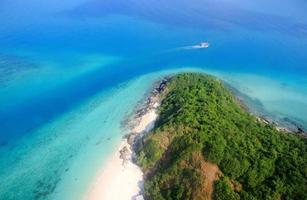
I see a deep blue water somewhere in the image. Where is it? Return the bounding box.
[0,0,307,199]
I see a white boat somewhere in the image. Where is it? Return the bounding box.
[199,42,209,48]
[192,42,210,49]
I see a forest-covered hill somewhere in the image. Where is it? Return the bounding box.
[136,73,307,200]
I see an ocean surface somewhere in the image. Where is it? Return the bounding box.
[0,0,306,199]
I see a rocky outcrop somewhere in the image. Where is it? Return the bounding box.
[125,77,170,148]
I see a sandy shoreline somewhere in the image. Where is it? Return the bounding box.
[82,103,159,200]
[82,78,169,200]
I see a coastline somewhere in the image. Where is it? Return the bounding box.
[82,78,168,200]
[132,73,307,200]
[82,73,306,200]
[226,82,307,136]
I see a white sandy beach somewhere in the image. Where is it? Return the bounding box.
[83,105,158,200]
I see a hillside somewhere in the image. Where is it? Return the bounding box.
[136,73,307,200]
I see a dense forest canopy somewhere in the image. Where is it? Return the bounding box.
[136,73,307,200]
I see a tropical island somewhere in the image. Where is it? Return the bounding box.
[134,73,307,200]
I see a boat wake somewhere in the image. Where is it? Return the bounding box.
[165,42,210,53]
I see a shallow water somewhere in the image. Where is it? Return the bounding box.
[0,0,306,199]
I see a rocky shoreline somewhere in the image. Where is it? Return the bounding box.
[108,77,169,200]
[256,115,307,138]
[121,77,170,163]
[228,82,306,137]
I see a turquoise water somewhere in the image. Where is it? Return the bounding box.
[0,0,307,199]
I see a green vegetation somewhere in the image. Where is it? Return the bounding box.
[136,73,307,200]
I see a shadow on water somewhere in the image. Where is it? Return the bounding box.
[0,54,38,85]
